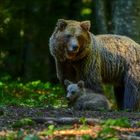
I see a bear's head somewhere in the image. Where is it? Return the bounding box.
[64,79,85,102]
[50,19,91,61]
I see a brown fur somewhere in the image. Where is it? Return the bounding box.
[49,19,140,111]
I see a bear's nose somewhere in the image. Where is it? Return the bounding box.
[72,45,78,51]
[67,45,78,53]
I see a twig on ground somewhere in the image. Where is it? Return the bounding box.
[33,117,101,125]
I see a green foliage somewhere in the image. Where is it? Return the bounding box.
[0,129,40,140]
[137,121,140,127]
[102,118,130,128]
[0,75,66,107]
[96,126,118,140]
[79,117,90,130]
[46,125,55,136]
[81,8,92,16]
[103,85,116,109]
[80,117,87,126]
[79,117,89,130]
[40,125,55,136]
[96,118,130,140]
[16,130,25,140]
[23,134,40,140]
[4,131,16,140]
[82,134,94,140]
[12,118,35,128]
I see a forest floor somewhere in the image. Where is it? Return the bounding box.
[0,106,140,139]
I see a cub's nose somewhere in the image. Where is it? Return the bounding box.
[66,95,71,101]
[67,97,70,101]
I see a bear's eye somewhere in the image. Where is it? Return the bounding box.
[77,35,83,40]
[65,34,72,39]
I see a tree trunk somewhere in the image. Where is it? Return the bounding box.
[92,0,108,34]
[111,0,140,43]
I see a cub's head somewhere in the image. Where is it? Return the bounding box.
[64,79,85,102]
[50,19,91,61]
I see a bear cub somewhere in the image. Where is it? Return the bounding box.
[64,79,111,111]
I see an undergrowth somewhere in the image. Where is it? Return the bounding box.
[0,75,66,107]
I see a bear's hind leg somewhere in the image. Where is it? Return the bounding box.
[124,67,140,111]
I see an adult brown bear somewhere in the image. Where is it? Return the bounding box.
[49,19,140,111]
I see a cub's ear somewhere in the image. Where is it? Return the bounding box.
[77,80,84,88]
[57,19,67,31]
[80,20,91,31]
[64,79,72,86]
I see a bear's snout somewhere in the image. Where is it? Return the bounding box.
[68,44,78,52]
[66,97,70,101]
[66,95,71,101]
[67,38,79,53]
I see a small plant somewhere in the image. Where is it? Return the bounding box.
[79,117,90,130]
[96,118,130,139]
[16,130,25,139]
[102,117,130,128]
[82,134,94,140]
[41,125,55,136]
[96,126,118,140]
[12,118,35,128]
[5,131,17,140]
[47,125,55,135]
[136,121,140,127]
[80,117,87,126]
[23,134,40,140]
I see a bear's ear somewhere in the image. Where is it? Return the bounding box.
[64,79,72,86]
[57,19,67,31]
[80,21,91,31]
[77,80,84,88]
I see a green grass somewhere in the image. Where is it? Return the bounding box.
[0,74,116,109]
[0,75,66,108]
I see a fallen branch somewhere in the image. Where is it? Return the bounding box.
[32,117,101,125]
[113,126,140,132]
[121,134,140,140]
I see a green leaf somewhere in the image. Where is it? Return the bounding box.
[81,8,92,15]
[24,134,40,140]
